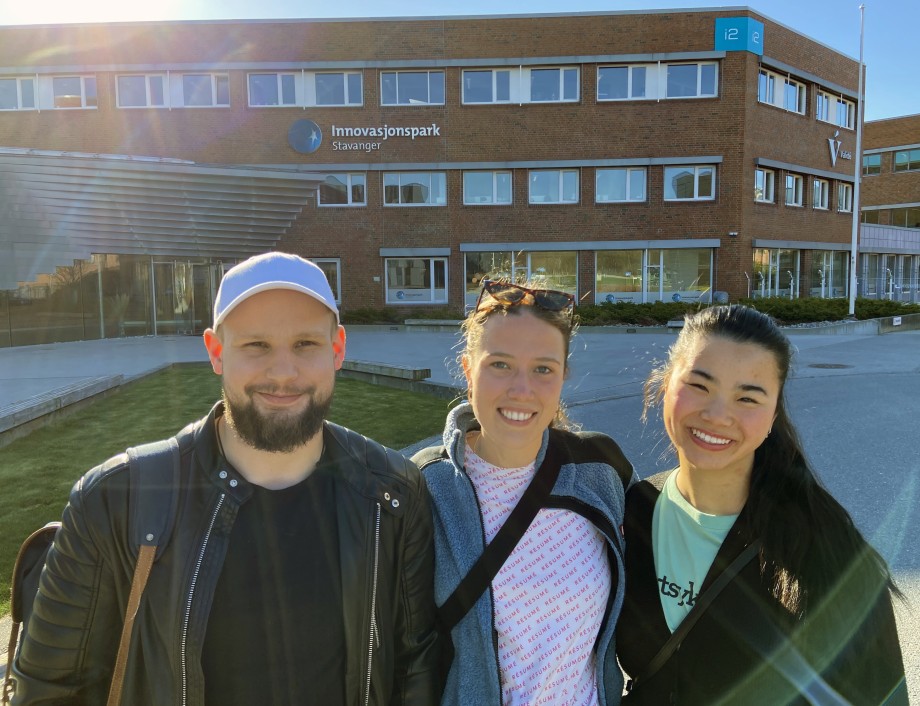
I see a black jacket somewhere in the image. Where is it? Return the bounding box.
[617,472,907,706]
[11,403,442,705]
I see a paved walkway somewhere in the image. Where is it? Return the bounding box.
[1,325,918,698]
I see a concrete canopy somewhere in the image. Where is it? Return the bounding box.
[0,147,323,290]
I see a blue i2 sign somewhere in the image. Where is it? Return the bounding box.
[714,17,764,56]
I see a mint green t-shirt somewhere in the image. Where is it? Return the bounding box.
[652,471,739,633]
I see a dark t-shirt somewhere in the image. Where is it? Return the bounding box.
[202,461,345,705]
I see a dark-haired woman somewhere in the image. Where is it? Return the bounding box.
[415,279,636,706]
[617,305,906,705]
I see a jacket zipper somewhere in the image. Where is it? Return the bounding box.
[364,502,381,706]
[181,493,225,706]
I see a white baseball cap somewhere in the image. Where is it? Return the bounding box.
[213,252,339,328]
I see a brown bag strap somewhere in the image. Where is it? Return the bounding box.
[106,544,156,706]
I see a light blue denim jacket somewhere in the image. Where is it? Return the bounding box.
[416,403,637,706]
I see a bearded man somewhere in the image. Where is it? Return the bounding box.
[9,252,442,706]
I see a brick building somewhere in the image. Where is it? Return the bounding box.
[0,8,869,346]
[861,113,920,301]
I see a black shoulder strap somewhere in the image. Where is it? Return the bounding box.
[127,436,181,560]
[632,538,762,689]
[438,443,563,633]
[411,444,447,469]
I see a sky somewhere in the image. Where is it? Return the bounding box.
[1,0,916,122]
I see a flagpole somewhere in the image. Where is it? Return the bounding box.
[848,4,865,317]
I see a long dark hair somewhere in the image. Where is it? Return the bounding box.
[645,305,900,621]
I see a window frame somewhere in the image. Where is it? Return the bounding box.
[310,258,342,304]
[318,173,367,207]
[313,71,363,107]
[663,165,716,202]
[595,167,647,203]
[754,167,775,203]
[51,75,97,109]
[461,69,512,104]
[894,148,920,173]
[247,72,297,107]
[862,154,881,176]
[116,74,167,109]
[385,256,449,305]
[812,178,830,210]
[382,171,447,207]
[526,66,580,103]
[462,171,513,205]
[758,68,805,115]
[380,70,445,106]
[837,183,853,213]
[784,173,804,207]
[528,169,580,204]
[665,62,718,99]
[180,73,230,108]
[597,65,648,101]
[816,90,855,129]
[0,76,36,110]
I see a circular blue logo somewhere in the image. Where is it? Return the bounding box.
[605,294,616,303]
[396,291,405,300]
[288,119,323,154]
[672,293,682,302]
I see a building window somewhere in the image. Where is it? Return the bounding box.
[816,90,855,129]
[863,154,881,176]
[837,183,853,213]
[666,63,717,98]
[664,166,715,201]
[753,248,800,299]
[315,72,362,106]
[812,178,830,210]
[888,207,920,228]
[810,251,848,299]
[311,259,342,303]
[248,73,296,107]
[0,77,35,110]
[383,172,446,206]
[598,61,718,102]
[181,73,229,107]
[529,169,579,204]
[894,148,920,173]
[318,173,366,206]
[117,74,166,108]
[462,69,512,104]
[464,251,576,308]
[385,257,448,304]
[597,66,647,100]
[754,168,775,203]
[52,75,97,109]
[528,67,579,102]
[595,248,712,304]
[595,168,646,202]
[381,71,444,106]
[861,210,880,224]
[784,174,803,206]
[758,69,805,115]
[463,171,512,205]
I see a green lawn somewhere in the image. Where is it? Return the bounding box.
[0,365,455,617]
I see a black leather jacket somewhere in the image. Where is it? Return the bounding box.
[11,403,442,705]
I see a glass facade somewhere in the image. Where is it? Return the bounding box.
[0,254,224,348]
[463,250,577,309]
[595,248,713,304]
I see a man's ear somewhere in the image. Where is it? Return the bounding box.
[203,328,223,375]
[332,325,346,371]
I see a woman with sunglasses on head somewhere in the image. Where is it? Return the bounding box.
[617,305,906,705]
[413,279,637,706]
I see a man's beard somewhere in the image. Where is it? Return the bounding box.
[222,384,334,453]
